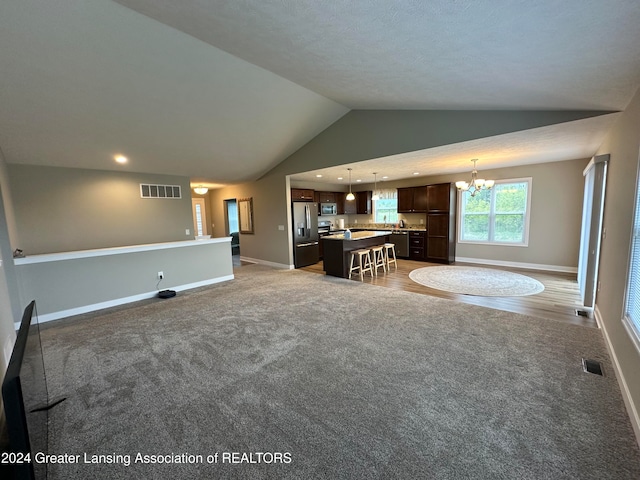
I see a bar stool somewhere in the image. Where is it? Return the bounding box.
[370,245,387,275]
[348,248,373,281]
[383,243,397,271]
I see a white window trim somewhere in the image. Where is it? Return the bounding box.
[457,177,532,247]
[623,148,640,353]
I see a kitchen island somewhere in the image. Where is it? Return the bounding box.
[322,230,392,278]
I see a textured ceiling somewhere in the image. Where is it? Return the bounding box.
[115,0,640,110]
[290,113,619,184]
[1,0,640,188]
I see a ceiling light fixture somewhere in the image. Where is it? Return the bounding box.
[455,159,495,197]
[371,173,380,201]
[193,185,209,195]
[346,168,355,201]
[114,155,127,164]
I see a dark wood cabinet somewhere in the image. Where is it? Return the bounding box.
[397,187,413,212]
[318,191,336,203]
[356,191,372,214]
[427,184,450,212]
[397,186,427,213]
[291,188,314,202]
[335,192,346,214]
[343,191,372,215]
[344,193,357,214]
[409,231,427,261]
[425,183,456,263]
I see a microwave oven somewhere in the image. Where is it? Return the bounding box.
[320,203,338,216]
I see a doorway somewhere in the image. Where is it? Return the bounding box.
[225,199,240,256]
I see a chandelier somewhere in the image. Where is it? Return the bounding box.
[455,159,495,197]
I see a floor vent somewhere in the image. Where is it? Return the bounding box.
[575,309,589,317]
[582,358,604,376]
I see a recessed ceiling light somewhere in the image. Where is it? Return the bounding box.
[382,176,389,179]
[413,172,420,175]
[114,155,128,164]
[316,174,323,178]
[337,177,343,180]
[356,179,362,182]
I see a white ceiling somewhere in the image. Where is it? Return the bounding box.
[1,0,640,188]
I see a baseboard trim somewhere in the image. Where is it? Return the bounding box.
[239,256,292,269]
[455,256,577,274]
[16,274,235,328]
[595,305,640,448]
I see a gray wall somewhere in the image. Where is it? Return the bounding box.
[9,164,195,254]
[213,109,602,268]
[593,86,640,432]
[421,159,587,268]
[295,159,588,269]
[209,171,292,267]
[15,240,233,319]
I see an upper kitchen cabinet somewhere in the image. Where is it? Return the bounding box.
[427,183,451,212]
[318,191,336,203]
[397,186,427,213]
[291,188,314,202]
[343,191,372,215]
[356,191,372,214]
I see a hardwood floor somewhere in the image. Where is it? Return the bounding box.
[301,258,596,328]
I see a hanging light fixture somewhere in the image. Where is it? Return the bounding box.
[455,159,495,197]
[193,185,209,195]
[371,173,380,201]
[346,168,355,201]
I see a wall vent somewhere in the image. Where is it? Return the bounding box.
[140,184,182,199]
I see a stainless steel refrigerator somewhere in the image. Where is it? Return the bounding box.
[292,202,319,268]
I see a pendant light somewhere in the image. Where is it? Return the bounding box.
[346,168,355,201]
[371,172,380,201]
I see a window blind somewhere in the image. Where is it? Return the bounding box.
[625,168,640,333]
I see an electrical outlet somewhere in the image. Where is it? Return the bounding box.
[185,228,190,235]
[158,271,164,280]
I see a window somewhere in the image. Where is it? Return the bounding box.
[373,189,398,224]
[624,163,640,348]
[459,178,531,246]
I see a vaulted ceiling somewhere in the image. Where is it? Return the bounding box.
[1,0,639,188]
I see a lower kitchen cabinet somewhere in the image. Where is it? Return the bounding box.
[409,231,427,261]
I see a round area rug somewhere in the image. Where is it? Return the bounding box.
[409,266,545,296]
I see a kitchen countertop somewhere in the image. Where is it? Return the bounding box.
[347,226,426,232]
[323,230,393,241]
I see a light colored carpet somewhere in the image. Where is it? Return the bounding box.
[41,264,639,479]
[409,265,545,296]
